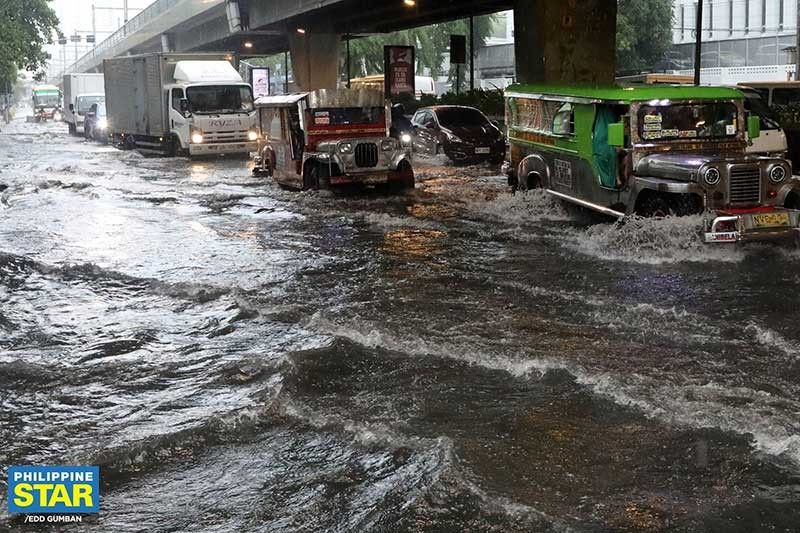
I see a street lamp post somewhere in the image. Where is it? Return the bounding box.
[694,0,703,85]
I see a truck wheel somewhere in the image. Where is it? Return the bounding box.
[166,135,180,157]
[123,135,136,151]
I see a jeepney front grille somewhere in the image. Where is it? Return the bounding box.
[355,143,379,168]
[728,165,761,205]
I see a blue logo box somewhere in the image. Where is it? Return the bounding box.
[7,466,100,514]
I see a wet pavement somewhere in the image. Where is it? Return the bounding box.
[1,117,799,532]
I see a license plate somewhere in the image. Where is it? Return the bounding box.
[752,212,790,228]
[363,175,387,184]
[475,147,491,154]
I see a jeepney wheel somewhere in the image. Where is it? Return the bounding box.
[636,194,674,218]
[304,164,329,190]
[785,192,800,210]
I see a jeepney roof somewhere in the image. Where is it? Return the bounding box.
[505,84,744,104]
[306,88,386,109]
[254,93,310,108]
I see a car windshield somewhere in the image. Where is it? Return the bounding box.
[34,93,60,107]
[77,95,104,113]
[638,102,739,141]
[186,85,254,114]
[435,107,489,128]
[310,107,384,126]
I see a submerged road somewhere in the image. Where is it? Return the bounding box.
[1,117,799,532]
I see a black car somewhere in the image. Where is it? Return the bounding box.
[84,102,108,143]
[410,105,506,164]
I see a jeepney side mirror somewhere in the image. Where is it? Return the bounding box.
[607,122,625,147]
[180,98,190,116]
[747,115,761,139]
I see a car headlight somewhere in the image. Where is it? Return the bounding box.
[703,167,721,186]
[191,132,204,144]
[444,131,461,142]
[401,133,412,145]
[248,130,258,141]
[98,118,108,130]
[339,142,353,154]
[381,139,395,151]
[769,164,787,183]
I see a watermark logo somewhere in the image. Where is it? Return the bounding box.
[7,466,99,515]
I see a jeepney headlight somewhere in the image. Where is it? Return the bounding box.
[339,142,353,154]
[191,131,204,144]
[703,167,721,186]
[381,139,395,151]
[248,130,258,141]
[769,164,787,183]
[401,133,412,145]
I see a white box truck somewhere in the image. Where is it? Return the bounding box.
[103,52,258,157]
[62,73,105,135]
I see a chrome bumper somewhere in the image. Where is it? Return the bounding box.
[704,209,800,243]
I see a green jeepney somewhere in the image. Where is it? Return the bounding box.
[503,84,800,243]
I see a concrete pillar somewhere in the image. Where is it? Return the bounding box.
[288,33,341,91]
[513,0,617,84]
[160,34,173,53]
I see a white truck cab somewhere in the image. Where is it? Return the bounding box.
[166,61,258,156]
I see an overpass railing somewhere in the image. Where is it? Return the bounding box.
[60,0,184,76]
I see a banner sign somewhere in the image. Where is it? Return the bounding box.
[251,67,271,99]
[384,46,415,98]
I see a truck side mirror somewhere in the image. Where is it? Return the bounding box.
[747,115,761,139]
[69,104,74,112]
[180,98,190,115]
[607,122,625,147]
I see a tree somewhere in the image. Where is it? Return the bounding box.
[0,0,60,88]
[616,0,674,73]
[345,15,495,84]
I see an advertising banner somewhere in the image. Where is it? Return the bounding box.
[251,67,271,99]
[384,46,415,98]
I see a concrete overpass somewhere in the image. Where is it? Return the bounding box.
[60,0,617,87]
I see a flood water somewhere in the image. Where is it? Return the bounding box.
[1,118,799,532]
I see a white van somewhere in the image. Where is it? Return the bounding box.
[737,85,789,157]
[415,76,436,98]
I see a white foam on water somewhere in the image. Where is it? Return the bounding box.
[745,322,800,359]
[363,212,445,231]
[467,189,571,224]
[308,313,800,470]
[566,214,748,265]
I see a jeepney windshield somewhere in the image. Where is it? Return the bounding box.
[638,102,739,141]
[186,85,254,114]
[309,107,384,126]
[76,95,104,113]
[33,92,60,107]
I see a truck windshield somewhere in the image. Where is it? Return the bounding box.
[186,85,254,114]
[34,93,60,107]
[77,95,104,113]
[638,102,738,141]
[310,107,384,126]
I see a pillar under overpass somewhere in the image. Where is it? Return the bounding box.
[289,33,341,90]
[513,0,617,84]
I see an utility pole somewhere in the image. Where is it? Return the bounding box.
[694,0,703,85]
[469,16,475,91]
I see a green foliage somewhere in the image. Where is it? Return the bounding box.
[616,0,674,72]
[345,15,494,83]
[0,0,60,88]
[771,104,800,130]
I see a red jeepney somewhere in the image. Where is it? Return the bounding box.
[252,89,414,191]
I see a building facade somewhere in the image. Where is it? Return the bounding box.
[671,0,798,69]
